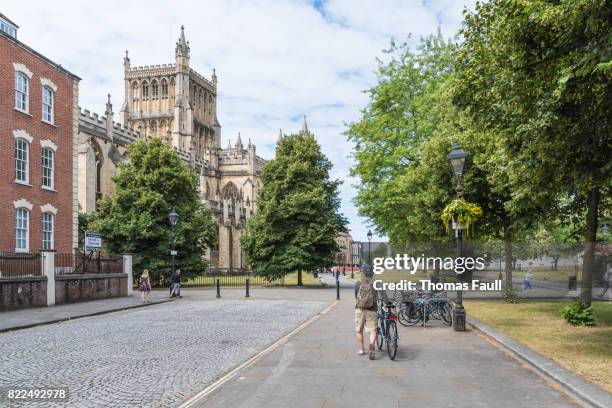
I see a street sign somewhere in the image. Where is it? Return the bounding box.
[84,232,102,252]
[170,250,177,256]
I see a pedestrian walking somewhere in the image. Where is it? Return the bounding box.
[355,267,378,360]
[170,268,182,298]
[139,269,152,303]
[598,266,611,298]
[523,269,532,290]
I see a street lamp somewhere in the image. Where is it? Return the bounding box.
[367,230,373,267]
[447,143,467,197]
[168,208,179,278]
[447,143,467,331]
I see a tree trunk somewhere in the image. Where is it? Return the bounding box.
[553,256,559,271]
[504,227,513,289]
[297,270,303,286]
[580,187,599,307]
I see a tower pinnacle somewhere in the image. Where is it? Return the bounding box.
[175,25,190,57]
[235,132,243,149]
[105,93,112,115]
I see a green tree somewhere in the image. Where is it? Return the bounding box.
[92,138,216,284]
[346,33,456,242]
[454,0,612,306]
[241,131,347,285]
[347,32,542,287]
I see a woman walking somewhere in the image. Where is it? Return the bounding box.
[139,269,152,303]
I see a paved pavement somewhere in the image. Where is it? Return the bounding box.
[192,287,581,408]
[0,293,329,407]
[0,291,171,333]
[0,282,600,407]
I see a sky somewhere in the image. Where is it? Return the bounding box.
[4,0,476,242]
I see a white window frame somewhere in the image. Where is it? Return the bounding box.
[42,212,54,250]
[15,207,30,253]
[42,86,54,124]
[15,71,29,113]
[42,147,54,189]
[15,137,30,184]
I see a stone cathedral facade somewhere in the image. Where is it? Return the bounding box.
[77,27,265,270]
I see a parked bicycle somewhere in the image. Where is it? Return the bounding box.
[396,289,452,327]
[376,300,399,360]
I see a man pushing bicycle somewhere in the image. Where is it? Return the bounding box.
[355,267,378,360]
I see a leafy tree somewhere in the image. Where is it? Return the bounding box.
[347,32,543,287]
[346,33,457,242]
[77,212,93,250]
[241,132,347,285]
[454,0,612,306]
[92,138,216,284]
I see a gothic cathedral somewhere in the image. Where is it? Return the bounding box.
[77,27,265,270]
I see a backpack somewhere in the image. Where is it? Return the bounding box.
[356,280,374,309]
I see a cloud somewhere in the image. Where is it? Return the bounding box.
[4,0,475,242]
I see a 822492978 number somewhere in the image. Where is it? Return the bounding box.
[3,388,68,401]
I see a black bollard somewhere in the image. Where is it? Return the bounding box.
[336,281,340,300]
[216,278,221,298]
[246,278,250,298]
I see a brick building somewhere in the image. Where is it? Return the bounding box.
[0,13,80,254]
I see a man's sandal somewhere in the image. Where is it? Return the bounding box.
[358,349,365,355]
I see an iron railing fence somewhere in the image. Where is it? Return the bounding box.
[55,253,123,275]
[0,252,42,278]
[150,268,280,288]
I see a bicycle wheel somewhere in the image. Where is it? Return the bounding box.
[440,301,452,326]
[376,317,385,350]
[399,302,421,327]
[431,301,443,320]
[386,321,398,360]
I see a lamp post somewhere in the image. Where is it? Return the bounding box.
[351,243,355,279]
[447,143,467,331]
[602,223,609,290]
[168,208,179,278]
[367,230,373,267]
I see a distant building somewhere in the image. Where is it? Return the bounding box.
[352,241,362,266]
[335,232,353,266]
[0,13,80,253]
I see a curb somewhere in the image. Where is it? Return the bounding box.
[0,298,174,334]
[467,315,612,408]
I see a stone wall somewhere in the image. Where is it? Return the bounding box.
[0,277,47,311]
[55,273,127,304]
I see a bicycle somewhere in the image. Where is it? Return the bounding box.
[398,290,452,327]
[376,300,399,360]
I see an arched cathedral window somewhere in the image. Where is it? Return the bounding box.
[131,81,139,101]
[151,80,159,99]
[142,81,149,100]
[161,79,168,99]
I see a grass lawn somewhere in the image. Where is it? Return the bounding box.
[282,271,323,287]
[464,299,612,392]
[476,269,579,283]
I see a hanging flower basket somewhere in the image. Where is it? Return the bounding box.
[441,199,483,237]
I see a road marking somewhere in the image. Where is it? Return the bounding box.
[238,342,295,408]
[179,301,337,408]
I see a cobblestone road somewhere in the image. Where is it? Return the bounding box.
[0,299,328,408]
